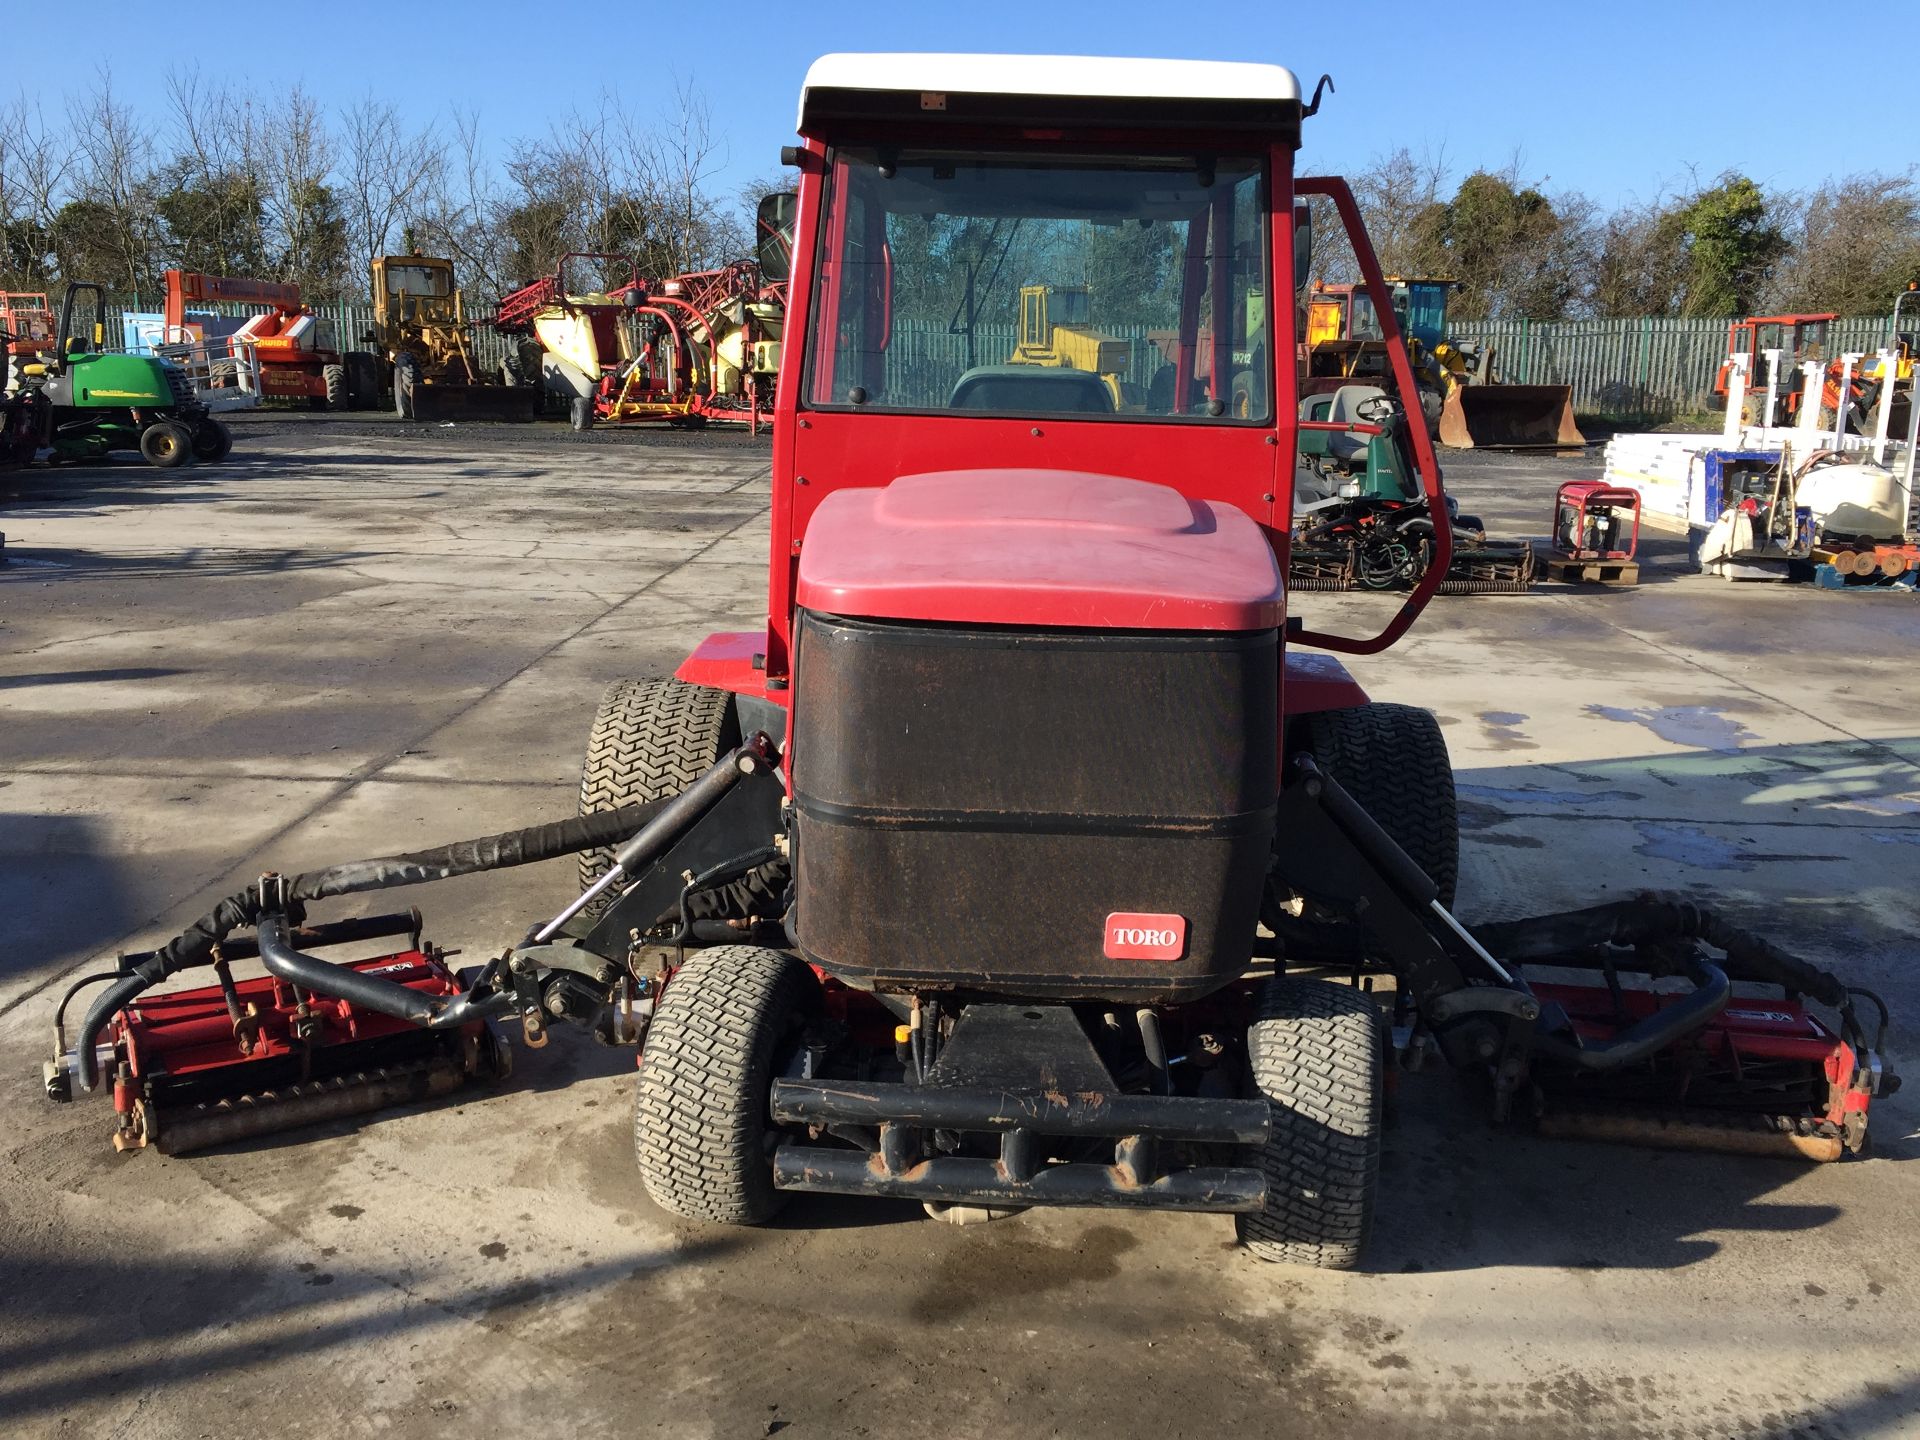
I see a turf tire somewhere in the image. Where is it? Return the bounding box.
[634,946,812,1224]
[1299,702,1458,908]
[576,678,736,911]
[1236,976,1384,1269]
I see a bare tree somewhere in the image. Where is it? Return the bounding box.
[1352,146,1450,278]
[631,79,737,274]
[1769,171,1920,316]
[413,107,507,296]
[159,68,270,277]
[339,95,444,291]
[62,71,162,298]
[250,86,349,296]
[0,96,73,288]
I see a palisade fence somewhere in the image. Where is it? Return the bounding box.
[93,299,1906,423]
[1453,316,1905,423]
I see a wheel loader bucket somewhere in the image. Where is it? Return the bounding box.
[1439,384,1585,450]
[409,383,539,424]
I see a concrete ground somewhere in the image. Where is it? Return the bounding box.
[1,414,1916,1440]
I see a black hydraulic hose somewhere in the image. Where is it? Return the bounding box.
[74,976,149,1089]
[72,795,671,1092]
[53,971,123,1039]
[1471,894,1852,1010]
[1530,958,1732,1072]
[255,912,511,1030]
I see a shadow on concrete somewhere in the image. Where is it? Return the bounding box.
[0,1235,739,1424]
[0,667,189,690]
[0,813,138,989]
[0,544,370,581]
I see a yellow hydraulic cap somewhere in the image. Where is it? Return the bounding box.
[893,1024,912,1045]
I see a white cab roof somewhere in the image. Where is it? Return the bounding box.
[798,53,1302,130]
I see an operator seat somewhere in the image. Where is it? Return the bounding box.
[949,365,1115,415]
[1323,384,1388,465]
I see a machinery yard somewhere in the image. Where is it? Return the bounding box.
[2,414,1916,1438]
[3,37,1918,1440]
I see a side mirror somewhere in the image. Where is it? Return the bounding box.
[757,192,797,284]
[1293,204,1312,292]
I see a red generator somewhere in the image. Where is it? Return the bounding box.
[1548,479,1641,584]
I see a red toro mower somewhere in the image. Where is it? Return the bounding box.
[43,55,1894,1267]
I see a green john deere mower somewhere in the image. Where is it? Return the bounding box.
[25,283,232,467]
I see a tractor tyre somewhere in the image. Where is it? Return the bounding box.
[569,394,595,432]
[139,421,193,468]
[634,945,815,1224]
[576,678,737,912]
[1236,976,1384,1269]
[343,351,381,410]
[322,363,346,411]
[191,418,233,464]
[393,354,418,420]
[1300,702,1458,908]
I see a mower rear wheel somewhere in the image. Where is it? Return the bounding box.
[1300,702,1458,908]
[1236,976,1384,1269]
[139,421,193,468]
[191,418,233,464]
[569,395,595,432]
[634,945,813,1224]
[576,678,736,911]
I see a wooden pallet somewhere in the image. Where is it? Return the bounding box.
[1543,555,1639,586]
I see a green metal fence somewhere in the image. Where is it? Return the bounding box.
[1451,316,1906,423]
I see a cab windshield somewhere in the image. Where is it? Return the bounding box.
[385,264,452,298]
[806,148,1271,422]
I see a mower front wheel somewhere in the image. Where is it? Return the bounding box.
[1236,976,1384,1269]
[635,946,814,1225]
[139,421,193,468]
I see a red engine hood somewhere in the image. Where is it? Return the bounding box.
[794,469,1284,632]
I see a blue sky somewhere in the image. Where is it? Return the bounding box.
[13,1,1914,210]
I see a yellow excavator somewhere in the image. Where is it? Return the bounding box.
[1304,277,1583,449]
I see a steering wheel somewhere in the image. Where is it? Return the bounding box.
[1356,394,1398,424]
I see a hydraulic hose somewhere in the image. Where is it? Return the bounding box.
[1471,894,1852,1011]
[73,794,670,1092]
[256,913,510,1030]
[1529,958,1731,1071]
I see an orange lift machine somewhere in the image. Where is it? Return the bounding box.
[163,270,346,409]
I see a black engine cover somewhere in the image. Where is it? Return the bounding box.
[789,610,1276,1002]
